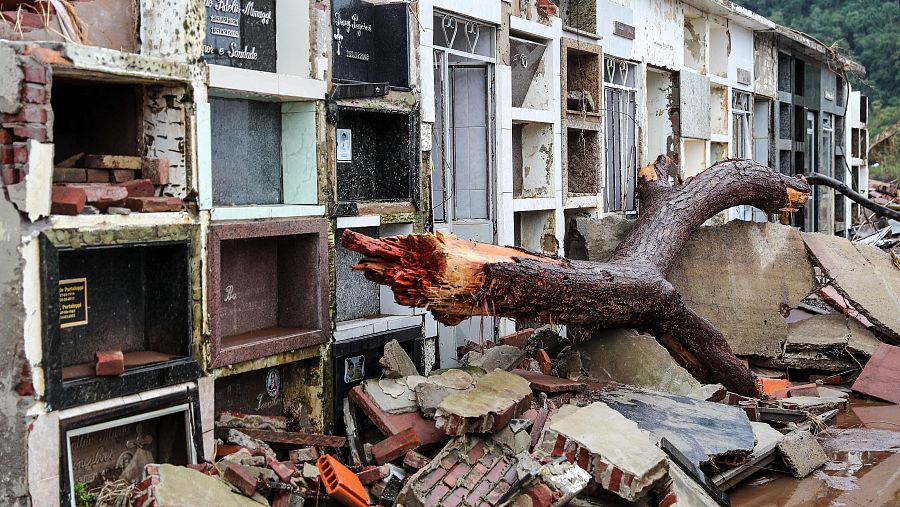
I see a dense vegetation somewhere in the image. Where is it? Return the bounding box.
[735,0,900,180]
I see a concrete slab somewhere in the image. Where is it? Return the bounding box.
[776,430,828,478]
[802,233,900,343]
[381,339,420,378]
[578,329,720,400]
[540,402,668,501]
[712,422,784,491]
[784,314,851,351]
[853,344,900,403]
[595,385,756,468]
[413,370,475,419]
[362,378,419,414]
[153,464,262,507]
[463,345,526,372]
[435,370,533,436]
[669,221,816,357]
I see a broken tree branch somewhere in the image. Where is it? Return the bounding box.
[342,156,811,396]
[806,172,900,222]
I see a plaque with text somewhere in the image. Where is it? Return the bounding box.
[215,367,284,417]
[204,0,277,72]
[59,278,88,328]
[331,0,410,87]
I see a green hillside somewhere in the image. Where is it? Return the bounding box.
[734,0,900,139]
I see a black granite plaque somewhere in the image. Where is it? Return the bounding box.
[204,0,277,72]
[210,98,283,206]
[331,0,410,87]
[214,367,284,417]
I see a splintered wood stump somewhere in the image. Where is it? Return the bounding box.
[342,157,811,396]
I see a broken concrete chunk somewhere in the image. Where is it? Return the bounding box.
[776,431,828,478]
[226,429,274,458]
[802,232,900,343]
[538,402,668,501]
[538,459,592,504]
[847,318,883,358]
[784,314,852,352]
[380,339,419,378]
[463,344,525,372]
[413,370,477,418]
[363,379,419,414]
[852,343,900,404]
[435,370,533,436]
[670,221,816,357]
[148,464,262,507]
[578,329,718,400]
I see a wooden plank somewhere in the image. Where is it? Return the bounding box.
[237,428,347,448]
[852,343,900,403]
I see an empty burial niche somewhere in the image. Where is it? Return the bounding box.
[208,219,328,367]
[682,139,707,179]
[54,242,192,381]
[778,53,792,93]
[710,85,728,136]
[683,13,707,74]
[53,76,190,196]
[336,108,416,202]
[779,102,792,140]
[510,36,552,110]
[566,47,601,114]
[514,210,557,254]
[513,122,555,198]
[559,0,597,33]
[567,128,600,194]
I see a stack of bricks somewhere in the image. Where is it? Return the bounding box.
[398,436,520,507]
[0,52,51,186]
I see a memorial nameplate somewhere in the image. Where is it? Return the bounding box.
[331,0,410,87]
[59,278,88,328]
[204,0,277,72]
[70,422,156,488]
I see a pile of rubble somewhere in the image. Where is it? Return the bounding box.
[121,324,900,507]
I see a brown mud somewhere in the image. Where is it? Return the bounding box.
[731,399,900,507]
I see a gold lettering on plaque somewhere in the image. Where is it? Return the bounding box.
[59,278,88,328]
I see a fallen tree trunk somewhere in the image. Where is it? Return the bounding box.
[342,157,810,396]
[806,172,900,221]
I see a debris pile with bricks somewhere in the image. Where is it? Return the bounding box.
[126,319,900,506]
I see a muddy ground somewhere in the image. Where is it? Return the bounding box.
[731,398,900,507]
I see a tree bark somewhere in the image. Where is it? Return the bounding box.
[342,156,811,396]
[806,172,900,222]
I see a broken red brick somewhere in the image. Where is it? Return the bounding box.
[86,169,111,183]
[348,385,448,446]
[21,61,48,85]
[216,444,247,460]
[372,427,421,465]
[536,349,552,375]
[500,328,533,349]
[53,168,87,183]
[126,196,182,213]
[288,446,319,463]
[12,124,48,142]
[810,374,843,385]
[266,455,295,482]
[51,186,86,215]
[0,128,12,144]
[524,483,556,507]
[223,463,258,497]
[403,450,430,470]
[23,46,72,65]
[1,167,23,186]
[2,105,49,124]
[514,369,585,393]
[141,157,169,185]
[119,179,155,198]
[95,350,125,376]
[356,465,387,485]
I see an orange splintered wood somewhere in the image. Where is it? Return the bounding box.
[341,230,559,326]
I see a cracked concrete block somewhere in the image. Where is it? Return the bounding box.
[670,221,816,357]
[538,402,668,501]
[414,370,475,419]
[0,45,23,113]
[362,378,419,414]
[380,339,419,378]
[572,215,636,262]
[802,232,900,343]
[784,314,852,352]
[150,464,262,506]
[578,329,720,400]
[776,431,828,478]
[435,370,533,436]
[463,345,525,372]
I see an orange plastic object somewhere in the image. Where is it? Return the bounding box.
[756,377,791,397]
[536,349,552,375]
[316,454,369,507]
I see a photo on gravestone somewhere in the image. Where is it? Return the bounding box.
[336,108,417,202]
[57,244,192,381]
[331,0,410,88]
[210,98,283,206]
[204,0,277,72]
